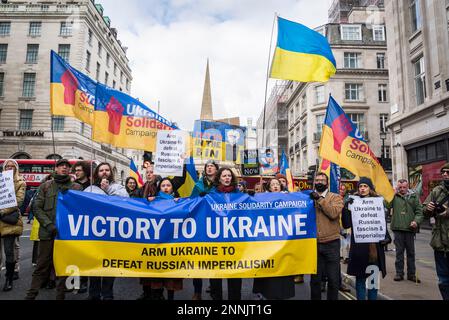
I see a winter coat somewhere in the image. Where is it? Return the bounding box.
[423,183,449,252]
[342,194,387,278]
[190,176,215,197]
[314,191,344,243]
[85,183,129,198]
[388,191,424,232]
[0,172,26,237]
[34,178,82,241]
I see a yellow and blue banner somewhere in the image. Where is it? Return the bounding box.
[93,83,177,151]
[319,96,394,201]
[50,51,97,125]
[280,150,294,192]
[54,190,317,278]
[270,17,336,83]
[129,159,144,188]
[177,156,198,198]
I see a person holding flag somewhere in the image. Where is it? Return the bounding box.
[279,151,294,193]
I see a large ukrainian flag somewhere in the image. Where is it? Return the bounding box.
[270,17,336,83]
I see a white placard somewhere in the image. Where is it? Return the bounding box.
[154,130,188,177]
[349,196,386,244]
[0,170,17,210]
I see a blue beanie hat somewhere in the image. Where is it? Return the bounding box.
[358,177,375,191]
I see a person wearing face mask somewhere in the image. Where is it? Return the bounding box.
[423,163,449,300]
[252,178,296,300]
[309,172,344,300]
[341,177,387,300]
[208,168,242,300]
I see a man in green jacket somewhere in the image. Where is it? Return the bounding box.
[389,179,423,283]
[25,159,82,300]
[423,163,449,300]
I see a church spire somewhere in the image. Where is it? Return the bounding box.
[200,59,213,120]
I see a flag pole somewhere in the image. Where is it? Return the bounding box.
[261,12,278,148]
[50,115,57,165]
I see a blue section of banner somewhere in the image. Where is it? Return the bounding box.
[56,191,316,244]
[193,120,246,146]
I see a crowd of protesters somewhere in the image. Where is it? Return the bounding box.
[0,157,448,301]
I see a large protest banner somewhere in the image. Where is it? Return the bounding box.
[349,196,386,244]
[54,191,317,278]
[0,171,17,210]
[50,51,97,125]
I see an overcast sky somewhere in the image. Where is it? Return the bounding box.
[100,0,332,130]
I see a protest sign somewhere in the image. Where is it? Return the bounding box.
[0,170,17,210]
[154,130,188,177]
[54,191,317,278]
[349,196,386,243]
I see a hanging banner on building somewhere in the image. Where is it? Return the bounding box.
[259,147,279,176]
[349,196,386,244]
[154,130,189,177]
[50,51,97,125]
[93,83,177,151]
[192,120,246,164]
[54,190,317,278]
[0,170,17,210]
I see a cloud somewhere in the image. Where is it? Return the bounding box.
[100,0,331,129]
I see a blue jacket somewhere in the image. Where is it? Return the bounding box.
[190,177,215,197]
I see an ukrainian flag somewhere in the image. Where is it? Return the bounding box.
[177,156,198,198]
[270,17,336,83]
[129,159,144,188]
[280,150,294,192]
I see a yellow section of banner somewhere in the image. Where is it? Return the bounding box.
[192,138,244,164]
[54,238,317,278]
[50,83,94,126]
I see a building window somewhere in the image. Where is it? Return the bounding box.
[52,116,65,132]
[302,121,307,138]
[378,84,388,102]
[19,110,33,130]
[344,52,360,68]
[381,146,391,159]
[105,72,109,86]
[86,50,91,71]
[410,0,422,33]
[296,127,300,142]
[60,22,73,36]
[341,25,362,40]
[58,44,70,61]
[347,113,365,134]
[126,78,129,91]
[106,53,110,67]
[88,29,93,46]
[98,42,102,57]
[345,83,363,101]
[414,56,426,105]
[316,114,325,134]
[114,62,117,76]
[289,109,294,126]
[0,44,7,63]
[0,72,4,96]
[29,22,42,36]
[26,44,39,64]
[22,73,36,98]
[372,25,385,41]
[120,71,123,83]
[96,62,101,81]
[112,80,116,89]
[80,122,85,135]
[315,85,325,104]
[295,102,300,120]
[377,53,386,69]
[0,22,11,36]
[380,113,389,133]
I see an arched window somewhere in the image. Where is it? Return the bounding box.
[11,152,31,159]
[46,154,62,160]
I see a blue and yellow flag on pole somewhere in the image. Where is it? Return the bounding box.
[129,159,144,188]
[270,17,336,83]
[280,150,294,192]
[50,51,97,125]
[93,83,177,151]
[177,156,199,198]
[319,96,394,201]
[320,159,341,194]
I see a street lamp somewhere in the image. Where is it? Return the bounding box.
[379,131,387,168]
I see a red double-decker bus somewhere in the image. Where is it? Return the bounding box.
[0,159,94,189]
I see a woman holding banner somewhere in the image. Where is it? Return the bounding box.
[341,177,387,300]
[252,178,296,300]
[207,168,242,300]
[0,160,25,292]
[146,178,184,300]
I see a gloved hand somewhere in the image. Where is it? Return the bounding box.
[199,192,208,197]
[47,224,58,237]
[247,190,256,196]
[310,192,321,201]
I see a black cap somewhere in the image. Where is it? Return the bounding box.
[358,177,375,191]
[56,159,71,167]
